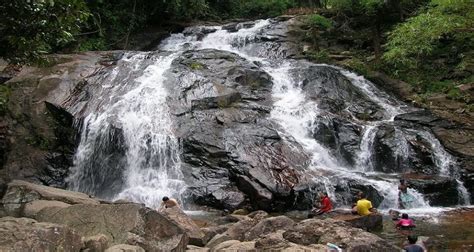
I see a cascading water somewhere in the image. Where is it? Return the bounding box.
[68,53,186,208]
[68,18,470,211]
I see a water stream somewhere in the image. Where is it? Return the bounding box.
[68,18,470,211]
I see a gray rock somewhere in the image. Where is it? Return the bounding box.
[160,207,205,246]
[254,231,288,250]
[332,213,383,231]
[283,218,399,251]
[2,180,98,216]
[23,199,71,218]
[0,217,83,251]
[222,241,256,251]
[244,216,295,241]
[210,240,240,252]
[36,203,188,251]
[105,244,145,252]
[206,233,232,249]
[83,234,110,252]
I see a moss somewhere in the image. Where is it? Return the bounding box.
[189,62,204,70]
[0,85,12,116]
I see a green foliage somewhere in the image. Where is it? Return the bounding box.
[0,0,90,63]
[306,14,333,30]
[208,0,296,18]
[384,0,473,70]
[306,49,330,63]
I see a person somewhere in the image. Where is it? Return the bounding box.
[399,179,415,209]
[159,196,180,210]
[351,192,375,216]
[404,235,425,252]
[396,213,416,230]
[311,192,333,215]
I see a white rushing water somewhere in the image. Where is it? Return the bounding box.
[69,18,470,211]
[68,53,186,208]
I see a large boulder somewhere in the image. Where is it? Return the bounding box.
[160,207,205,246]
[283,218,399,251]
[2,180,99,216]
[0,217,83,251]
[332,213,383,231]
[35,203,188,251]
[244,216,295,241]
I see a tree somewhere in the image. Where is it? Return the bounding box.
[0,0,90,63]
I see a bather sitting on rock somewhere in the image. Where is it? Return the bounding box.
[351,192,376,216]
[159,196,180,210]
[396,213,416,230]
[310,192,333,216]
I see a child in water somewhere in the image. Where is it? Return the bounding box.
[396,213,416,230]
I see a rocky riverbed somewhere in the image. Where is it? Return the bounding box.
[0,180,399,251]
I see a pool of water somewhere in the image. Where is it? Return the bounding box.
[376,207,474,251]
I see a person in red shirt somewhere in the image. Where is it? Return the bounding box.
[312,192,333,215]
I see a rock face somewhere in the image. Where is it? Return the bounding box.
[168,49,312,211]
[0,217,83,251]
[2,180,99,216]
[35,203,188,251]
[0,53,113,188]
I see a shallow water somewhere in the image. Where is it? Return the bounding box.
[376,208,474,251]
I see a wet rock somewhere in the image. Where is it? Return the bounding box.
[297,64,384,121]
[406,175,459,206]
[170,49,310,211]
[244,216,295,241]
[2,180,98,216]
[311,117,362,166]
[35,203,188,251]
[395,110,455,129]
[0,217,83,251]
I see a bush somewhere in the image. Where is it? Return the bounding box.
[306,14,333,30]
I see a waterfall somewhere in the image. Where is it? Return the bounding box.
[68,53,186,208]
[68,18,470,210]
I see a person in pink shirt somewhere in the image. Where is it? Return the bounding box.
[396,213,416,230]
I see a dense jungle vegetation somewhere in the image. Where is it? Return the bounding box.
[0,0,472,105]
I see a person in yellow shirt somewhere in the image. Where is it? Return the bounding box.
[351,192,376,216]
